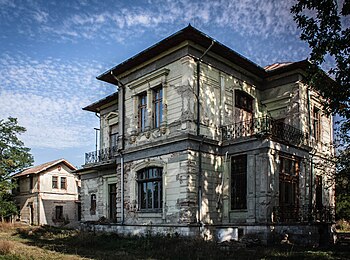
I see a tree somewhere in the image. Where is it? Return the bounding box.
[291,0,350,220]
[0,117,33,221]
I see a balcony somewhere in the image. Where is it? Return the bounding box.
[221,116,306,146]
[85,146,118,165]
[272,205,335,223]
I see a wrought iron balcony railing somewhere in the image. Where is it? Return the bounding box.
[85,146,118,165]
[221,116,306,145]
[272,205,335,223]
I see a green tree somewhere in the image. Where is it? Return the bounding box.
[0,117,33,220]
[291,0,350,220]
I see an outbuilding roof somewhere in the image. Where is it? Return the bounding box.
[13,158,76,177]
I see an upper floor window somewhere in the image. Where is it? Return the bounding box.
[109,124,118,148]
[312,107,321,141]
[235,90,253,112]
[137,167,163,211]
[52,176,58,189]
[60,177,67,190]
[231,155,247,210]
[153,87,163,128]
[138,92,147,132]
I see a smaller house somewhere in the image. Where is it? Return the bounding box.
[13,159,81,226]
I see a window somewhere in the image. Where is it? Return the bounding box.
[235,90,253,112]
[29,175,33,190]
[52,176,58,189]
[109,184,117,221]
[55,206,63,220]
[153,87,163,128]
[137,167,162,211]
[60,177,67,190]
[138,92,147,132]
[109,124,118,148]
[90,194,96,215]
[231,155,247,210]
[279,156,299,209]
[315,175,323,209]
[313,107,321,141]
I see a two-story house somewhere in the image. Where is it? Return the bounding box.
[77,25,335,245]
[13,159,81,226]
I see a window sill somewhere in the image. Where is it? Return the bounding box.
[137,211,162,218]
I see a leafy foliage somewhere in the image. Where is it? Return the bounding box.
[0,117,33,219]
[291,0,350,119]
[291,0,350,220]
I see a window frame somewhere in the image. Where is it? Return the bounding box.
[60,177,67,190]
[138,92,148,132]
[108,184,117,221]
[312,107,321,142]
[230,155,247,210]
[137,167,163,211]
[279,155,300,207]
[29,175,33,190]
[52,176,58,189]
[55,205,63,221]
[235,90,254,113]
[152,86,163,128]
[90,194,96,215]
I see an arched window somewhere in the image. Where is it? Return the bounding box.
[137,167,163,211]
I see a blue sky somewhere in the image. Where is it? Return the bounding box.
[0,0,314,168]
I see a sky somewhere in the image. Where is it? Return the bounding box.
[0,0,316,169]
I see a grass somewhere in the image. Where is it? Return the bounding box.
[0,223,349,259]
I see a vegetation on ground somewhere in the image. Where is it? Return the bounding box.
[0,223,349,260]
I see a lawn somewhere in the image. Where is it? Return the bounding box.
[0,223,349,259]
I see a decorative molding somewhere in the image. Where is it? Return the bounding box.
[128,68,170,90]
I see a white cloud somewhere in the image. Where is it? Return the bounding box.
[0,53,115,150]
[0,0,300,44]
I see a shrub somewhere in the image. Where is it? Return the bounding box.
[0,240,14,255]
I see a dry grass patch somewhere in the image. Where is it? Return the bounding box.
[0,240,14,255]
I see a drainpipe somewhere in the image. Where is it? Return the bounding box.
[196,41,214,226]
[307,86,313,216]
[111,71,126,224]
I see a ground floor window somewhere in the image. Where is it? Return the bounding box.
[231,155,247,210]
[137,167,162,211]
[109,184,117,221]
[55,206,63,221]
[90,194,96,215]
[278,155,300,221]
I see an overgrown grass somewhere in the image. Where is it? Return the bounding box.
[336,219,350,232]
[0,240,14,255]
[0,224,349,259]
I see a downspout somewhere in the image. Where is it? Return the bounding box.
[111,71,126,224]
[307,86,313,216]
[196,41,214,226]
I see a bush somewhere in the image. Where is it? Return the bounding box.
[0,240,14,255]
[336,219,350,231]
